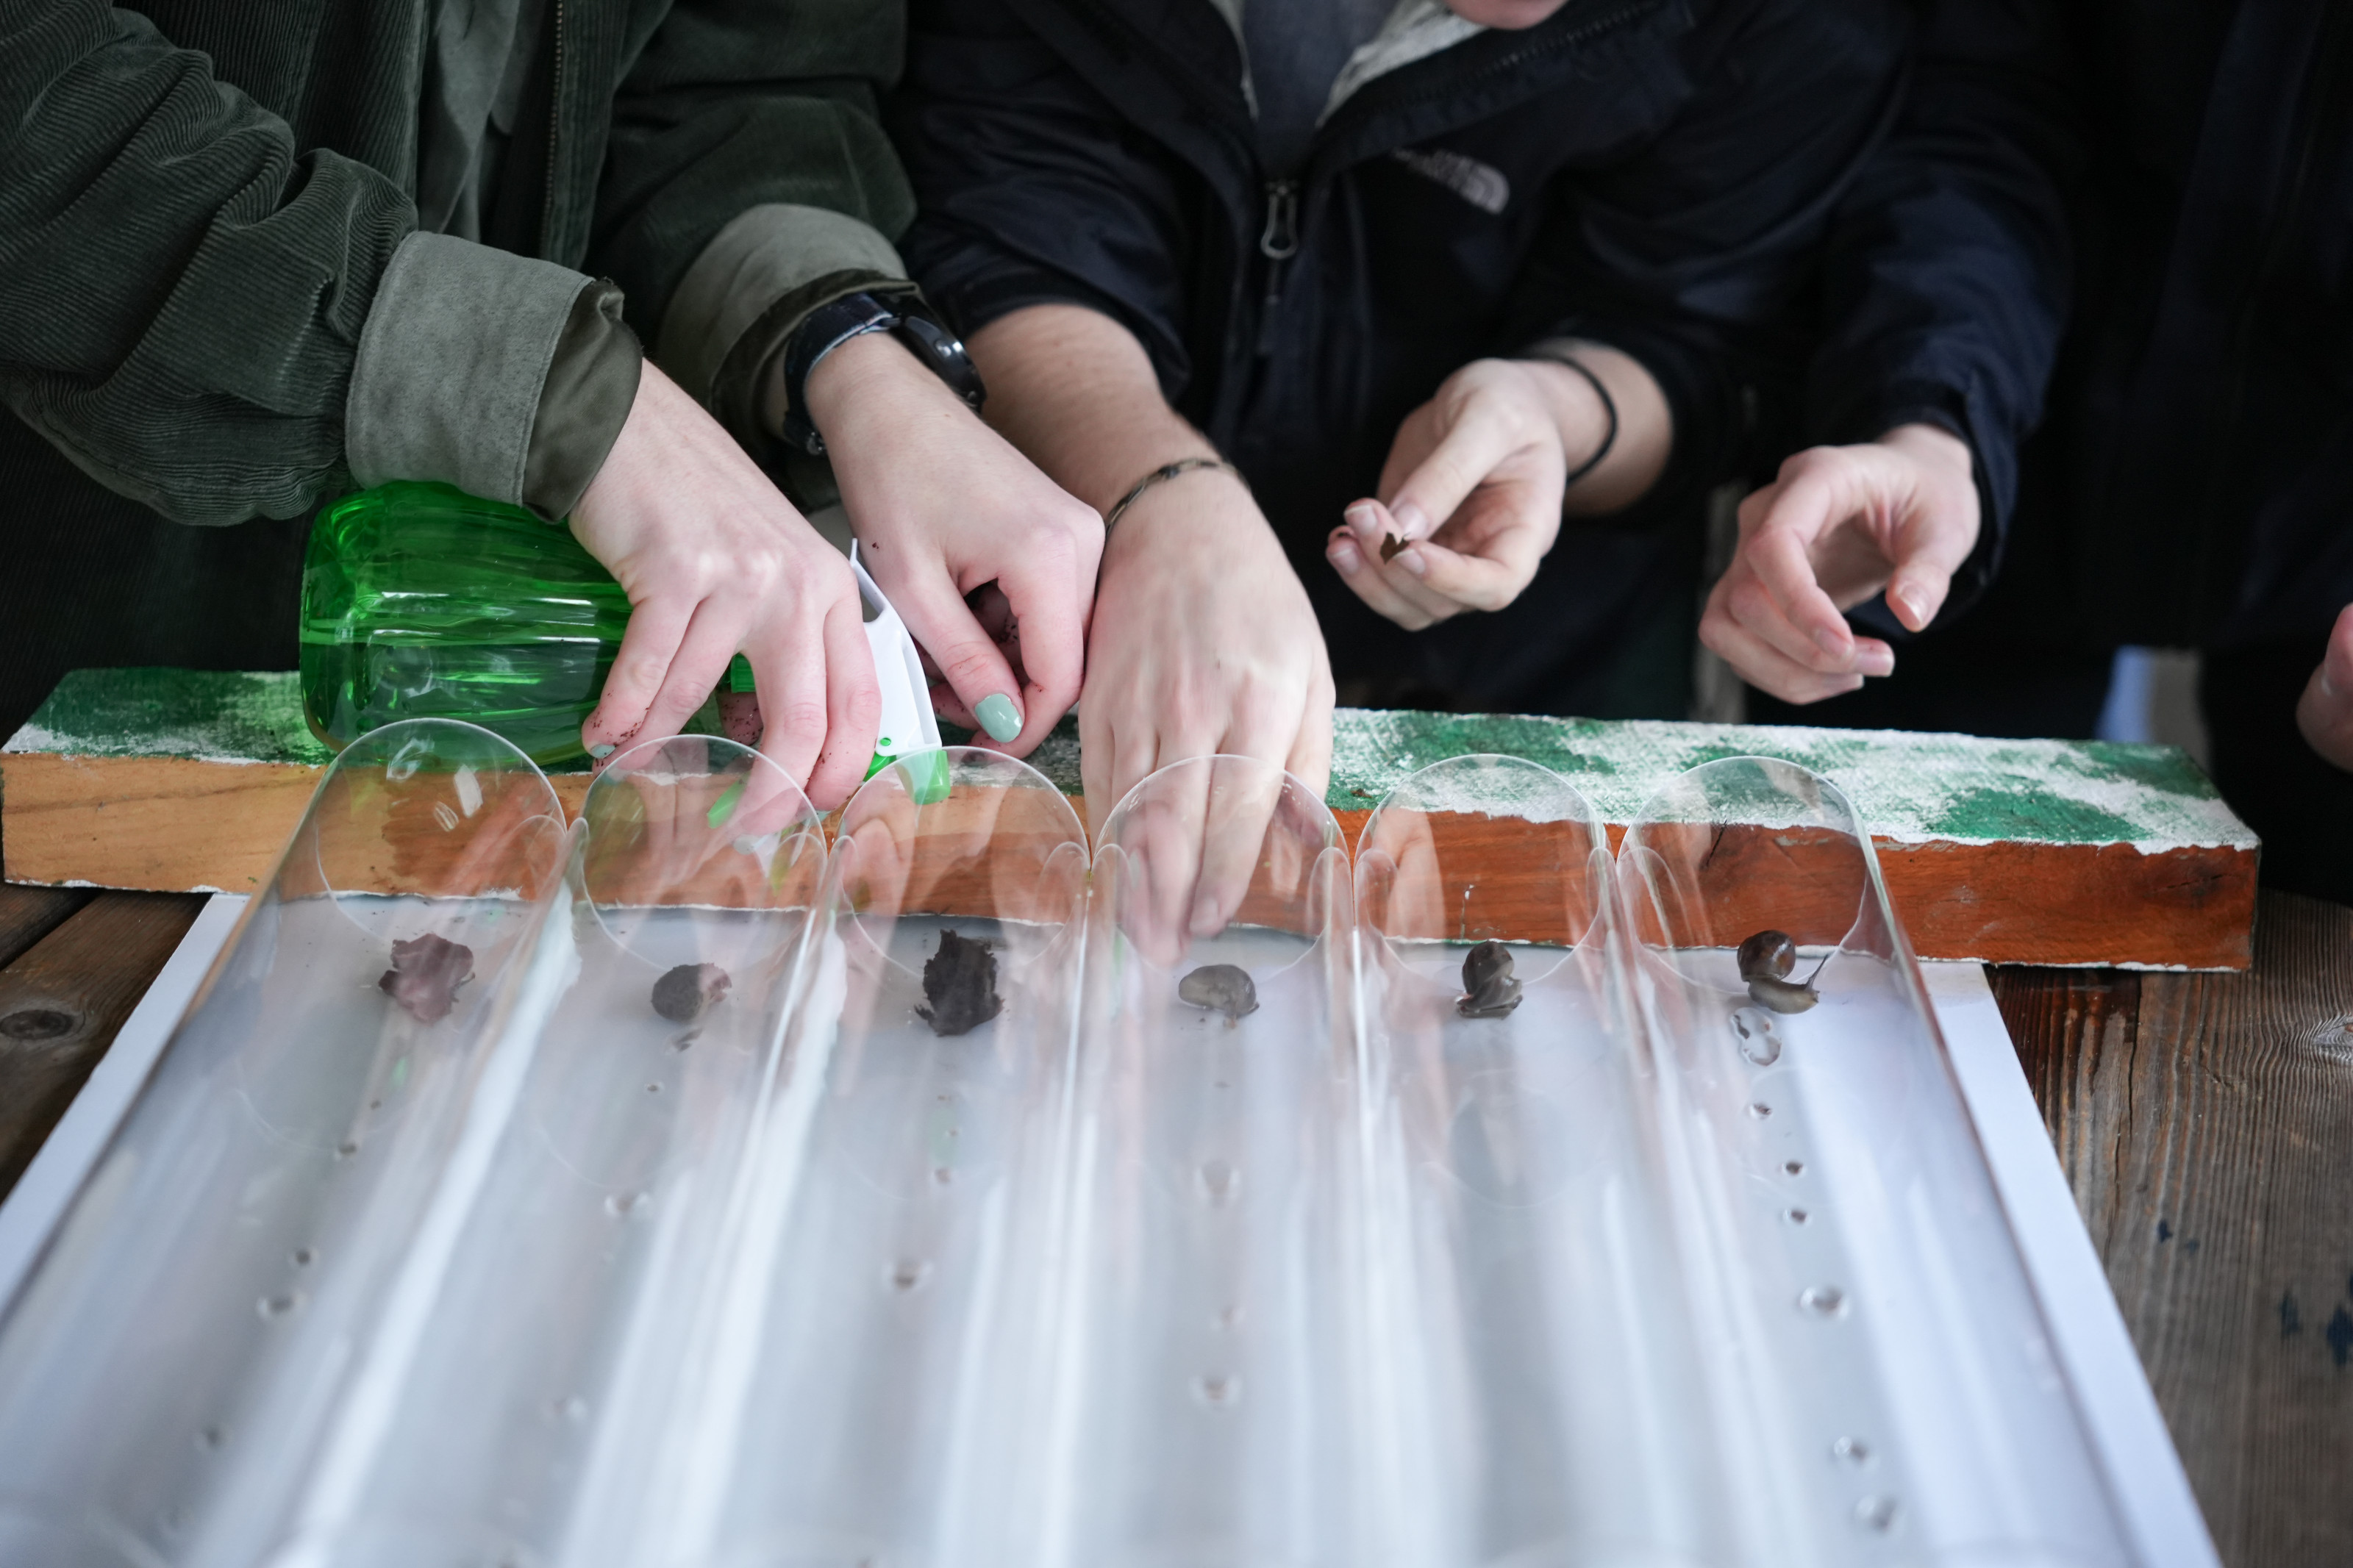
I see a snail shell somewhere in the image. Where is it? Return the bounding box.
[1736,929,1798,983]
[1746,974,1820,1014]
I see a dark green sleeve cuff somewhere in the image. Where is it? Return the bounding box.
[524,279,643,521]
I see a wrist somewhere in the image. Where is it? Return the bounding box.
[800,329,942,435]
[1877,421,1973,482]
[1517,358,1614,477]
[1102,462,1258,562]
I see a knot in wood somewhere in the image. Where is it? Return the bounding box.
[0,1008,76,1041]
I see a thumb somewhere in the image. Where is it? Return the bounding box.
[1884,505,1981,632]
[1385,402,1518,543]
[885,573,1029,746]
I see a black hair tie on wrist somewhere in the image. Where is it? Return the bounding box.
[1552,355,1618,490]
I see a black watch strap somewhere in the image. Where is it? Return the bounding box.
[779,290,987,457]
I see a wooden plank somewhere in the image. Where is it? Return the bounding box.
[0,891,209,1202]
[3,669,2259,967]
[0,882,92,970]
[1991,891,2353,1567]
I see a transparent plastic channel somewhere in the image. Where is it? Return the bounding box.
[1053,756,1363,1568]
[643,748,1091,1568]
[0,720,568,1568]
[266,735,822,1568]
[1354,756,1729,1568]
[1617,757,2131,1568]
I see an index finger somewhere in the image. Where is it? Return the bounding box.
[1746,474,1857,659]
[1384,405,1521,542]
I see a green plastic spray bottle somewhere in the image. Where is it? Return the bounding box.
[300,481,946,795]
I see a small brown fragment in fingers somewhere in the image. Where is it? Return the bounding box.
[1379,533,1407,563]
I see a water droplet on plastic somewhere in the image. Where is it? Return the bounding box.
[336,1140,359,1159]
[1853,1494,1899,1532]
[1730,1006,1783,1065]
[932,1166,953,1186]
[1832,1435,1871,1465]
[1746,1101,1772,1119]
[257,1292,302,1320]
[1213,1303,1243,1331]
[1785,1207,1809,1225]
[554,1396,588,1423]
[1191,1372,1240,1408]
[888,1259,932,1293]
[1196,1160,1240,1206]
[291,1247,315,1267]
[197,1425,224,1450]
[1215,1081,1230,1090]
[644,1081,662,1095]
[1799,1285,1847,1317]
[605,1192,644,1217]
[1783,1159,1805,1177]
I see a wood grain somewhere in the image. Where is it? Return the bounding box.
[1,757,2257,967]
[0,881,91,970]
[1992,892,2353,1568]
[0,891,209,1203]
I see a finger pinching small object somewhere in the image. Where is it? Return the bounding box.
[1179,964,1259,1023]
[1457,939,1523,1019]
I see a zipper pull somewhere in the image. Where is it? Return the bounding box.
[1258,179,1299,260]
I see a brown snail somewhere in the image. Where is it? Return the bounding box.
[919,929,1002,1036]
[1737,928,1828,1014]
[1179,963,1259,1023]
[1457,940,1523,1019]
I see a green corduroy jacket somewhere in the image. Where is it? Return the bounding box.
[0,0,916,731]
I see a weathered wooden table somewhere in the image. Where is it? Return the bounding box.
[1,880,2346,1566]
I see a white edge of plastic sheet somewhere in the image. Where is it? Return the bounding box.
[1918,959,2220,1568]
[0,907,2220,1568]
[0,892,249,1315]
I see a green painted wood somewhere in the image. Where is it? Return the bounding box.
[7,668,2252,853]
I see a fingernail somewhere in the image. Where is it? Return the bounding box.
[1397,547,1427,577]
[975,692,1022,742]
[1331,541,1363,573]
[1813,625,1847,656]
[1393,501,1431,540]
[1190,893,1223,935]
[1344,502,1379,535]
[588,742,615,759]
[1861,648,1896,678]
[1890,584,1929,626]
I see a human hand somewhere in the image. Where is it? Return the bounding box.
[807,332,1104,756]
[2296,604,2353,771]
[1699,423,1979,704]
[1082,465,1334,848]
[569,360,879,809]
[1327,357,1582,630]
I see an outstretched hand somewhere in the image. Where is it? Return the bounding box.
[2296,603,2353,771]
[1700,423,1979,704]
[569,360,879,810]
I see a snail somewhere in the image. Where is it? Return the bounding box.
[1179,963,1259,1023]
[1737,928,1830,1014]
[918,929,1002,1036]
[1457,939,1523,1019]
[379,933,474,1023]
[651,962,731,1023]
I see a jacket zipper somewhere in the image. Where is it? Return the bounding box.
[1253,179,1299,357]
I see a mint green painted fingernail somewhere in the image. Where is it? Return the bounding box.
[976,692,1022,742]
[588,742,615,759]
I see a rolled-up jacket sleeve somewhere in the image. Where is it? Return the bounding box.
[0,0,415,526]
[587,0,918,457]
[346,233,644,521]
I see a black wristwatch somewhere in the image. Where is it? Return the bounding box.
[779,290,988,457]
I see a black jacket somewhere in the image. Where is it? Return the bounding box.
[2049,0,2353,649]
[894,0,1918,711]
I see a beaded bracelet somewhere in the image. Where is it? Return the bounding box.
[1104,457,1247,534]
